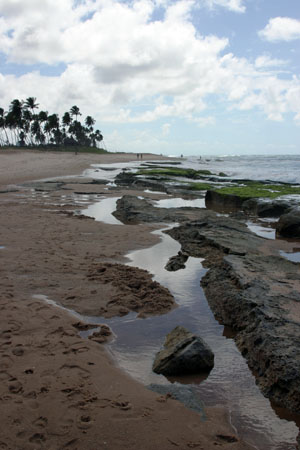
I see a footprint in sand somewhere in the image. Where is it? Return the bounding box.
[0,371,13,381]
[12,345,24,356]
[9,380,23,394]
[77,414,93,430]
[63,344,90,355]
[57,364,90,381]
[29,433,46,444]
[0,354,13,368]
[32,416,48,428]
[0,341,12,350]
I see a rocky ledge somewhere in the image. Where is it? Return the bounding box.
[113,194,212,224]
[167,219,300,413]
[114,194,300,413]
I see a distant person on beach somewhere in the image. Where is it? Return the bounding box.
[137,153,139,159]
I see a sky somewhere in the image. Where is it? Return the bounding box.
[0,0,299,156]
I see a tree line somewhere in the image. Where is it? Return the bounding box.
[0,97,103,148]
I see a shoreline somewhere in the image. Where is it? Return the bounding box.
[0,150,251,449]
[0,149,172,187]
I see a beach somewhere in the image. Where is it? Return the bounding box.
[0,150,253,450]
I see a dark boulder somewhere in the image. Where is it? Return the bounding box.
[164,251,189,271]
[205,190,250,213]
[242,198,292,218]
[276,207,300,238]
[153,326,214,376]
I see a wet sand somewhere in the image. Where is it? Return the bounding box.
[0,149,252,449]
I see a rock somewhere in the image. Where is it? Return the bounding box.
[276,207,300,238]
[114,170,137,186]
[166,219,300,413]
[242,197,292,218]
[164,251,189,271]
[205,189,250,213]
[22,181,66,191]
[113,194,217,224]
[153,326,214,376]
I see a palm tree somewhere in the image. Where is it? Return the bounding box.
[46,114,60,145]
[70,105,81,121]
[62,112,71,127]
[24,98,39,146]
[85,115,95,129]
[95,129,103,147]
[25,97,39,114]
[22,109,33,145]
[0,107,9,146]
[1,97,104,149]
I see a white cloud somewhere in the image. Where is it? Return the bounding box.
[259,17,300,42]
[201,0,246,13]
[0,0,299,128]
[255,54,288,69]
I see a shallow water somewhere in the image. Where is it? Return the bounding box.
[247,221,276,240]
[79,196,300,449]
[38,179,297,448]
[82,161,146,182]
[279,250,300,263]
[37,178,299,449]
[81,197,123,225]
[153,197,206,208]
[120,229,299,450]
[34,225,300,449]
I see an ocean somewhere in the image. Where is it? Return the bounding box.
[179,154,300,184]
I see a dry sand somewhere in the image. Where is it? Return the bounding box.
[0,150,252,449]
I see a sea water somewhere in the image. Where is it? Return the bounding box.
[85,154,300,186]
[179,154,300,184]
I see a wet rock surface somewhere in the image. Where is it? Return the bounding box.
[115,171,208,196]
[164,251,189,271]
[22,178,109,192]
[242,197,292,217]
[276,207,300,238]
[166,219,300,413]
[205,189,249,212]
[153,326,214,376]
[114,193,300,413]
[113,194,212,224]
[206,189,300,217]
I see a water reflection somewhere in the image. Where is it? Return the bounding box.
[247,221,276,239]
[279,250,300,263]
[81,197,122,225]
[153,198,206,209]
[46,191,299,449]
[110,228,299,450]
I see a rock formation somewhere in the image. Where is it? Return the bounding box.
[153,326,214,376]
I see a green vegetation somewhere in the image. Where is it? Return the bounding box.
[214,182,300,199]
[137,167,213,178]
[187,182,214,191]
[0,97,104,149]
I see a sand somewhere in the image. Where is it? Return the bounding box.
[0,149,252,449]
